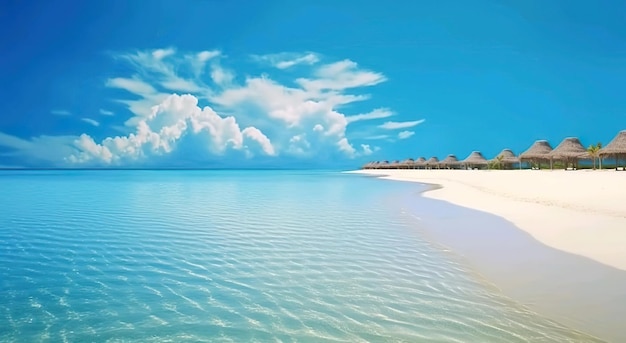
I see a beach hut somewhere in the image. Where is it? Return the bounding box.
[548,137,590,170]
[519,140,553,170]
[377,160,390,169]
[368,161,380,169]
[425,157,439,170]
[599,130,626,171]
[414,157,427,169]
[361,161,373,169]
[491,149,520,170]
[389,160,401,169]
[440,154,461,169]
[462,151,489,169]
[399,158,415,169]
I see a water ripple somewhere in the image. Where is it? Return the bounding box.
[0,170,605,342]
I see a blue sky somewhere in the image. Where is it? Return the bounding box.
[1,0,625,168]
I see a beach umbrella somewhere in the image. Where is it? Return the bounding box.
[440,154,460,169]
[519,140,554,169]
[491,149,520,169]
[462,151,489,169]
[426,157,439,169]
[548,137,590,170]
[599,130,626,171]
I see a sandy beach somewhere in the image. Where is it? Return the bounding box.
[349,168,626,342]
[350,169,626,271]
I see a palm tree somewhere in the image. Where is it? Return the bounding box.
[587,142,602,170]
[488,155,505,170]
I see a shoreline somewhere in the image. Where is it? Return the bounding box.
[349,169,626,342]
[348,169,626,270]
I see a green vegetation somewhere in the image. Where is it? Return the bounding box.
[488,155,504,170]
[587,142,602,170]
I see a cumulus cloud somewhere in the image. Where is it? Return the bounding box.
[67,94,276,166]
[4,48,398,167]
[378,119,425,130]
[398,130,415,139]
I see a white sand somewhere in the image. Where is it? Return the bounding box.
[349,169,626,271]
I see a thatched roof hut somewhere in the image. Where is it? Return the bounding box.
[440,154,460,169]
[599,130,626,170]
[491,149,520,169]
[361,161,373,169]
[378,160,390,169]
[414,157,427,169]
[493,149,520,163]
[426,156,439,169]
[462,151,488,169]
[389,160,401,169]
[549,137,590,169]
[400,158,415,169]
[519,140,553,160]
[519,140,553,169]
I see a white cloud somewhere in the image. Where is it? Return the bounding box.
[197,50,220,63]
[100,109,114,116]
[242,127,276,156]
[287,134,312,156]
[116,49,204,93]
[346,108,394,124]
[107,77,158,95]
[337,137,356,156]
[192,50,221,76]
[361,144,373,155]
[152,48,176,60]
[296,59,387,91]
[81,118,100,127]
[366,135,390,140]
[5,48,398,167]
[105,76,170,123]
[52,109,71,116]
[67,94,276,166]
[210,64,234,86]
[378,119,425,130]
[0,132,77,165]
[253,52,320,69]
[398,130,415,139]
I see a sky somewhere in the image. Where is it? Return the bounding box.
[1,0,625,169]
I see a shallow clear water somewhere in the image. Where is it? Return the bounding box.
[0,170,603,342]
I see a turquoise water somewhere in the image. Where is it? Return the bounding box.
[0,170,602,342]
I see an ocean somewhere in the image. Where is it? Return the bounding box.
[0,170,603,342]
